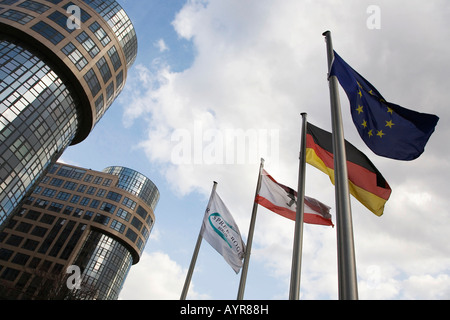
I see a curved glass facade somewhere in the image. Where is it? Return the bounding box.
[73,230,133,300]
[103,167,160,212]
[83,0,138,67]
[0,0,138,225]
[0,162,159,300]
[0,40,79,225]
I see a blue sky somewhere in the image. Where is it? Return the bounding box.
[61,0,450,300]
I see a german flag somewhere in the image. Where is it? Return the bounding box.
[306,122,391,216]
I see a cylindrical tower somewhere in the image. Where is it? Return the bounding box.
[0,162,159,300]
[0,0,137,225]
[72,167,160,299]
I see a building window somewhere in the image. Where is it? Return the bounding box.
[80,197,91,206]
[25,210,41,221]
[70,195,80,204]
[96,57,112,84]
[125,229,137,243]
[33,186,43,194]
[136,238,143,250]
[28,257,41,269]
[12,253,30,266]
[90,199,100,209]
[15,222,32,233]
[0,268,20,282]
[57,166,86,180]
[6,234,23,247]
[48,10,74,33]
[142,226,149,240]
[63,181,77,191]
[96,189,107,197]
[48,164,59,174]
[6,219,17,230]
[33,199,48,209]
[102,179,113,187]
[136,206,148,220]
[94,213,110,226]
[110,220,125,234]
[95,94,104,118]
[116,208,130,222]
[60,223,87,260]
[106,81,115,103]
[56,191,71,201]
[116,70,124,91]
[93,176,103,185]
[83,211,94,221]
[61,42,88,71]
[100,202,116,214]
[50,178,64,187]
[131,217,142,231]
[48,202,64,213]
[41,176,50,184]
[0,248,14,261]
[86,186,97,195]
[89,21,110,46]
[76,31,99,58]
[39,214,55,225]
[108,46,122,71]
[31,21,64,45]
[106,191,122,203]
[83,68,102,97]
[42,188,56,198]
[63,206,74,215]
[122,197,136,210]
[0,9,35,25]
[31,226,47,238]
[22,239,39,251]
[18,0,50,14]
[73,208,83,218]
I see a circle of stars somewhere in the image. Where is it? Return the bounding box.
[355,81,395,139]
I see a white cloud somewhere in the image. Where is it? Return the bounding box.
[119,251,209,300]
[401,274,450,300]
[155,39,169,53]
[120,0,450,299]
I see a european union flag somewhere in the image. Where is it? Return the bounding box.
[330,51,439,161]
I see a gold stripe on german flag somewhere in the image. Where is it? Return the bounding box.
[306,122,392,217]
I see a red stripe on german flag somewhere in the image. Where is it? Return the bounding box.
[306,122,391,216]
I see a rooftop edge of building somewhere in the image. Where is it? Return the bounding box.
[102,166,160,212]
[0,0,138,145]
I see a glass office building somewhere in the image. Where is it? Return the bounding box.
[0,0,138,225]
[0,162,159,300]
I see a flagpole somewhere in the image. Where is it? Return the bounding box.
[180,181,218,300]
[323,30,359,300]
[289,113,308,300]
[237,158,265,300]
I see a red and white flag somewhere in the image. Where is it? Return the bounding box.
[255,170,334,227]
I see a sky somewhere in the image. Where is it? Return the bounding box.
[61,0,450,300]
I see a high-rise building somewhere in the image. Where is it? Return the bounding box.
[0,0,138,225]
[0,162,159,300]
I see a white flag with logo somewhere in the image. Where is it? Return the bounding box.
[201,191,245,274]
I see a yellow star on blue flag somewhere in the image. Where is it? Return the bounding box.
[330,51,439,161]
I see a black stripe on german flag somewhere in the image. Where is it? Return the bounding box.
[306,122,391,216]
